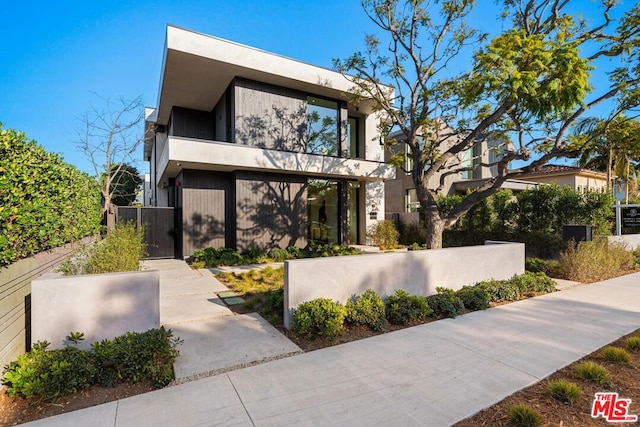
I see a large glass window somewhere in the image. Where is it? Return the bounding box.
[308,179,339,243]
[406,189,420,213]
[307,97,338,156]
[348,182,360,243]
[347,117,364,159]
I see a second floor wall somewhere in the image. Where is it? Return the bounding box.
[163,77,380,162]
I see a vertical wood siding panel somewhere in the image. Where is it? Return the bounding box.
[234,79,306,151]
[180,170,230,255]
[235,172,308,251]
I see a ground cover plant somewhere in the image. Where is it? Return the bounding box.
[455,330,640,427]
[192,242,361,268]
[216,266,285,324]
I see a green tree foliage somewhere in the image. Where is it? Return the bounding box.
[574,116,640,201]
[335,0,640,248]
[438,184,613,254]
[107,163,142,206]
[0,124,101,267]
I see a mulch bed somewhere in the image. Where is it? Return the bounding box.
[454,330,640,427]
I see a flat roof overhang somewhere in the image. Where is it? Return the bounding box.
[155,136,396,185]
[155,25,384,127]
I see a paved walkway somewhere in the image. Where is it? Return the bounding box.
[23,270,640,427]
[145,259,301,382]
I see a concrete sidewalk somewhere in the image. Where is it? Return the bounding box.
[24,272,640,426]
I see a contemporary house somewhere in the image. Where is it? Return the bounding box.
[144,26,394,257]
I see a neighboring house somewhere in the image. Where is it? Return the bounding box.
[515,164,608,193]
[385,131,510,215]
[144,25,394,257]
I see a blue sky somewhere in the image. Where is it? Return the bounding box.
[1,1,380,175]
[0,1,632,175]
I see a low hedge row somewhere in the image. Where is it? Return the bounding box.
[290,272,556,341]
[2,328,182,402]
[192,242,361,268]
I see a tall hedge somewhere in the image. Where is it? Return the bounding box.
[0,124,101,266]
[433,185,614,257]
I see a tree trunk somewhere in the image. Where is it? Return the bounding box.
[422,198,445,249]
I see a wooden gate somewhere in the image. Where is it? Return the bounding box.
[117,207,175,258]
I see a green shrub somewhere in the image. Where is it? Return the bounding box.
[456,285,490,310]
[476,279,521,302]
[291,298,347,341]
[304,242,361,258]
[561,239,634,282]
[193,247,244,267]
[285,245,303,259]
[574,361,610,383]
[633,247,640,266]
[601,346,631,365]
[508,404,542,427]
[242,246,265,261]
[626,336,640,351]
[407,242,428,251]
[2,341,96,401]
[190,260,206,270]
[345,289,387,332]
[525,258,563,277]
[511,271,556,294]
[427,288,465,318]
[367,220,399,250]
[385,290,433,325]
[92,327,181,388]
[474,272,555,303]
[193,243,360,268]
[266,247,291,262]
[83,222,146,274]
[2,328,181,401]
[266,289,284,317]
[0,124,102,267]
[547,379,582,404]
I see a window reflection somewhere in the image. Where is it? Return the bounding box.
[306,97,338,156]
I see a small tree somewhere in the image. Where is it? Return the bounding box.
[76,95,145,220]
[335,0,640,248]
[108,163,143,206]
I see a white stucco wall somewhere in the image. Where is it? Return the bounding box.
[283,242,525,328]
[31,270,159,350]
[608,234,640,250]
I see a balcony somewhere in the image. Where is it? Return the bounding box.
[156,136,395,183]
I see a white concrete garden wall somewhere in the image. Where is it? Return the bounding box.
[31,270,159,350]
[284,242,524,328]
[608,235,640,250]
[0,237,95,367]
